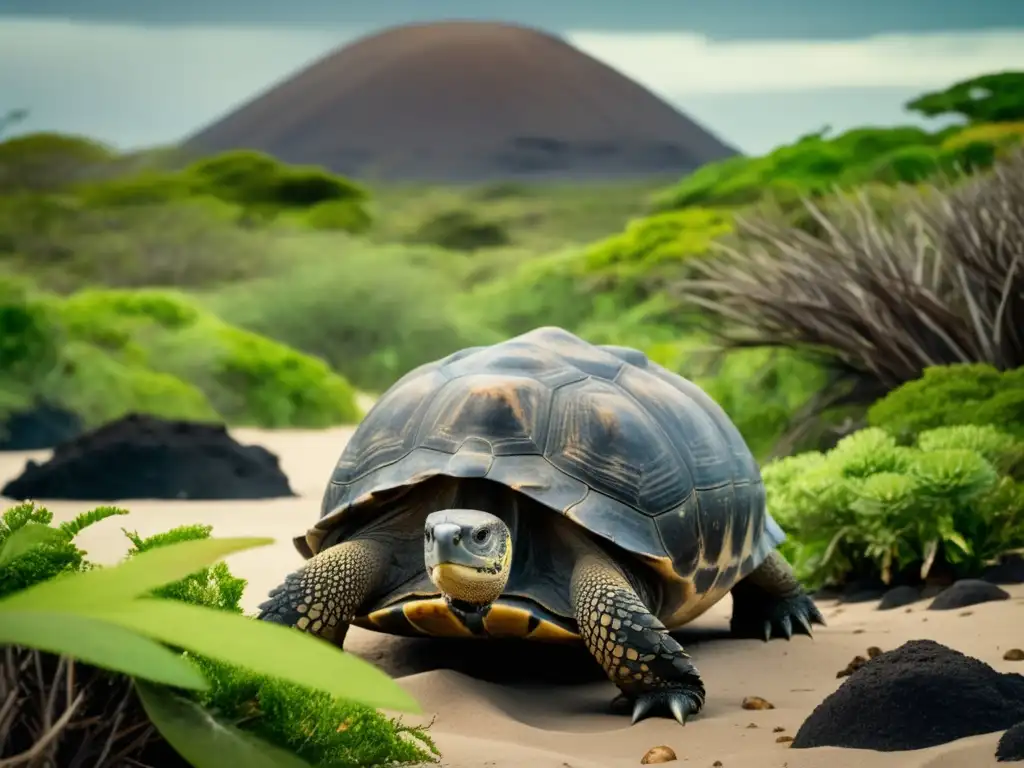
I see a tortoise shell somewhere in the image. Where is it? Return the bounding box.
[296,326,784,639]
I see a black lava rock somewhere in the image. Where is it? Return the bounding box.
[877,585,924,611]
[928,579,1010,611]
[0,404,82,451]
[1,413,294,501]
[998,721,1024,762]
[984,555,1024,586]
[791,639,1024,751]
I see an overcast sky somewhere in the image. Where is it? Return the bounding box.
[3,1,1024,155]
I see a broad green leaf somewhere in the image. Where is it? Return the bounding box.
[87,599,420,712]
[0,536,274,611]
[136,680,313,768]
[0,610,208,690]
[0,523,68,567]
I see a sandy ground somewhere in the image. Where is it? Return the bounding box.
[2,426,1020,768]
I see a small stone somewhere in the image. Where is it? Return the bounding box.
[960,610,974,617]
[712,763,723,767]
[837,655,869,678]
[1004,648,1024,661]
[866,646,884,658]
[741,696,775,710]
[746,722,758,728]
[928,579,1010,611]
[773,726,786,733]
[852,628,865,634]
[776,735,794,744]
[640,746,677,764]
[877,585,923,611]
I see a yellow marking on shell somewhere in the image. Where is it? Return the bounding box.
[402,598,475,638]
[481,604,533,637]
[525,620,579,643]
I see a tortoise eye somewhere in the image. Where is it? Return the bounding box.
[473,528,489,544]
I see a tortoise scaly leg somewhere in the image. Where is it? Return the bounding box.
[571,552,705,725]
[729,551,825,641]
[257,539,389,648]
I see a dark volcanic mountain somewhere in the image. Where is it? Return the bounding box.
[184,20,738,182]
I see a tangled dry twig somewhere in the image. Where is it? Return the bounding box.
[670,150,1024,403]
[0,647,183,768]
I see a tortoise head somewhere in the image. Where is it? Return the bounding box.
[424,509,512,607]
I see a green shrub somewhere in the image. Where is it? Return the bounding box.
[0,275,63,420]
[582,207,732,277]
[0,503,437,767]
[407,209,510,251]
[56,288,362,427]
[185,151,370,229]
[867,145,940,184]
[2,281,360,429]
[907,72,1024,124]
[653,125,945,210]
[304,200,373,233]
[211,242,494,392]
[763,425,1024,587]
[0,195,275,290]
[0,132,115,192]
[867,364,1024,441]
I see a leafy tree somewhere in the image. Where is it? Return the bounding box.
[906,71,1024,124]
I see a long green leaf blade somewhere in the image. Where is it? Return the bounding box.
[88,599,419,712]
[0,611,208,690]
[0,523,68,567]
[136,681,313,768]
[0,536,274,611]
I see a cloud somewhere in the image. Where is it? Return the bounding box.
[2,17,1024,151]
[566,29,1024,96]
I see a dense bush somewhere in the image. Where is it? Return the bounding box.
[211,241,495,392]
[867,364,1024,441]
[651,119,1022,211]
[1,278,361,428]
[906,71,1024,124]
[0,133,115,192]
[185,151,370,225]
[0,502,437,766]
[407,209,510,251]
[764,425,1024,588]
[672,151,1024,417]
[0,194,276,290]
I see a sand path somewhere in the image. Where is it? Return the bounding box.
[2,427,1019,768]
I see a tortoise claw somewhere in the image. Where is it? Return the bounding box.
[613,687,703,726]
[732,592,826,642]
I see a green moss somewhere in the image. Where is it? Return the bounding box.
[867,364,1024,441]
[763,424,1024,587]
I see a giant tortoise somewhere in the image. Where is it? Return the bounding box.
[258,326,824,724]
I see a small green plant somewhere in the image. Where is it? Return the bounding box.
[867,364,1024,442]
[0,502,435,767]
[763,425,1024,588]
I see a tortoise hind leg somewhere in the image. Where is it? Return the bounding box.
[571,552,705,725]
[257,538,389,649]
[729,551,825,641]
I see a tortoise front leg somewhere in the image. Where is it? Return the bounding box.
[257,538,389,648]
[570,552,706,725]
[729,551,825,641]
